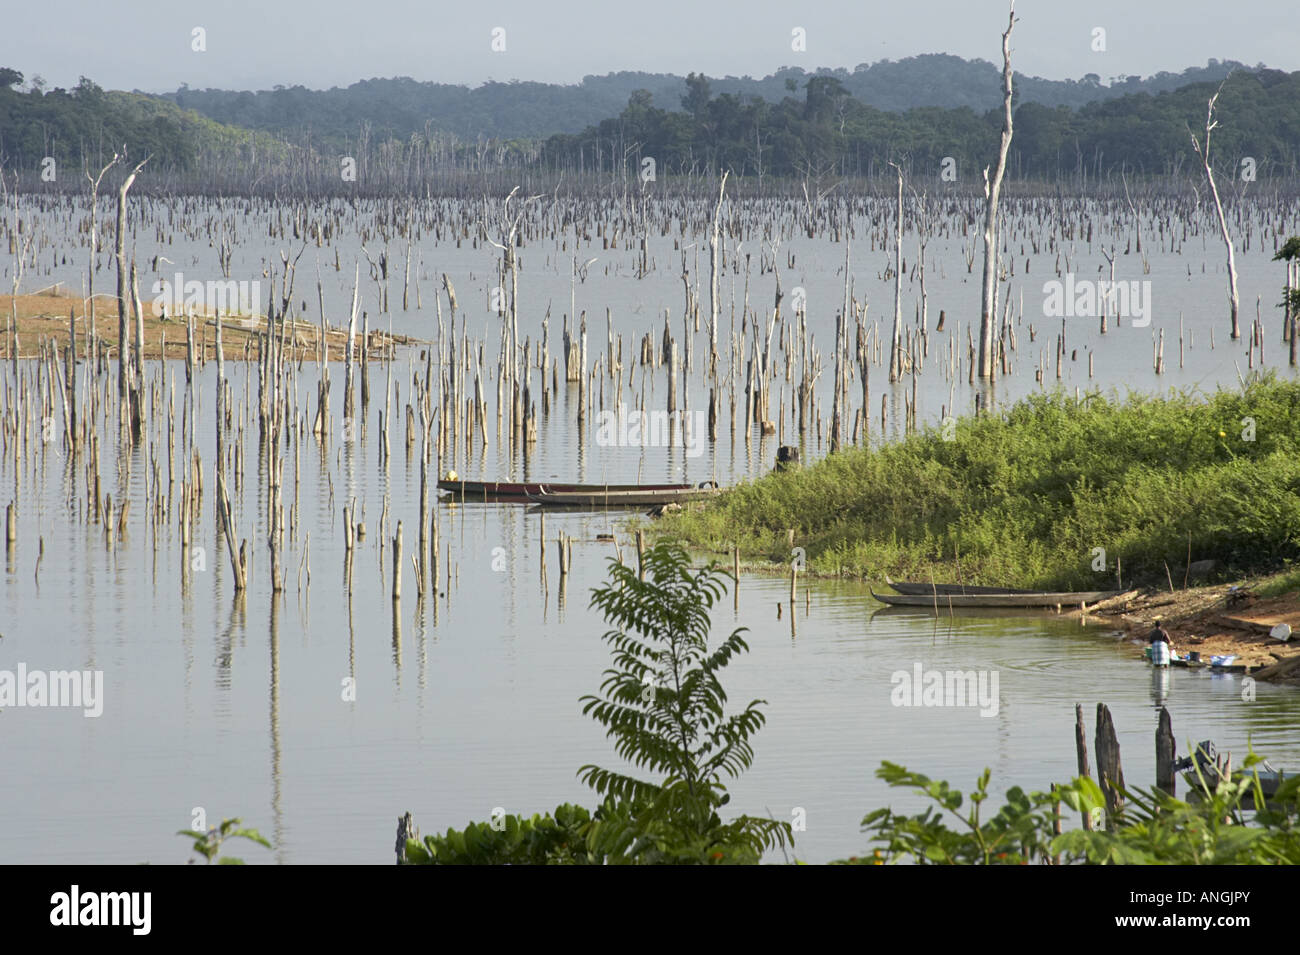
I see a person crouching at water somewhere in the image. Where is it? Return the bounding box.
[1149,619,1171,667]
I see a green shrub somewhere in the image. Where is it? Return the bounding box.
[659,376,1300,587]
[838,752,1300,865]
[402,542,791,865]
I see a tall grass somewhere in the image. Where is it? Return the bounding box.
[659,374,1300,589]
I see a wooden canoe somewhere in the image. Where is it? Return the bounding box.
[437,479,694,503]
[885,580,1038,596]
[524,484,721,508]
[870,587,1122,609]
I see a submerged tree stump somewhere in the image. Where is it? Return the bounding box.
[1156,706,1176,797]
[1074,703,1093,830]
[396,812,418,865]
[1095,703,1126,827]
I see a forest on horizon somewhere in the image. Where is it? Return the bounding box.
[1,57,1297,189]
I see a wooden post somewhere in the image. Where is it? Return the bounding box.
[392,521,402,599]
[1075,703,1093,830]
[1155,706,1176,797]
[733,544,740,611]
[396,812,418,865]
[1095,703,1125,828]
[540,512,547,573]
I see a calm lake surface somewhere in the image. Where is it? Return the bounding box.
[3,195,1300,863]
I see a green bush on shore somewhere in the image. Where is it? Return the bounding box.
[658,374,1300,589]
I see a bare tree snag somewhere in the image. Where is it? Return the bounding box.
[85,154,120,362]
[344,264,360,420]
[114,154,149,431]
[709,170,728,371]
[979,2,1016,380]
[1188,81,1241,340]
[889,162,904,383]
[4,170,37,371]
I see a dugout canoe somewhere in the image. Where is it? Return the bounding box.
[869,588,1122,609]
[885,578,1039,596]
[524,482,721,508]
[437,477,696,503]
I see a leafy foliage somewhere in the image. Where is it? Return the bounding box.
[0,77,286,172]
[177,817,271,865]
[401,542,790,864]
[403,805,598,865]
[846,763,1062,865]
[7,59,1297,184]
[660,376,1300,589]
[151,57,1255,154]
[839,754,1300,865]
[577,542,791,862]
[541,67,1300,182]
[1055,752,1300,865]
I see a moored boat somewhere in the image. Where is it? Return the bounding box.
[870,587,1122,609]
[885,578,1038,596]
[437,473,696,503]
[1175,741,1295,799]
[436,472,719,506]
[524,482,721,508]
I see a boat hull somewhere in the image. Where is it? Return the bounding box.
[870,588,1122,608]
[887,581,1038,596]
[1182,769,1294,799]
[524,487,721,507]
[437,479,693,503]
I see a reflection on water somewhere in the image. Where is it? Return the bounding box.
[2,199,1299,864]
[3,407,1299,863]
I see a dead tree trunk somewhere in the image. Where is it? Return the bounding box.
[344,264,360,421]
[114,156,149,431]
[1155,706,1176,797]
[979,2,1016,380]
[5,172,36,372]
[129,256,145,439]
[889,163,904,382]
[1189,82,1241,340]
[708,171,728,372]
[85,154,120,371]
[1095,703,1126,828]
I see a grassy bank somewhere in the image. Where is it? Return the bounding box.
[658,375,1300,590]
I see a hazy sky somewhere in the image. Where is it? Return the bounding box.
[2,0,1293,93]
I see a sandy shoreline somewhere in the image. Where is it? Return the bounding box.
[3,290,424,361]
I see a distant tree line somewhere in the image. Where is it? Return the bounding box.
[2,62,1299,194]
[0,69,281,176]
[538,69,1300,186]
[152,56,1251,146]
